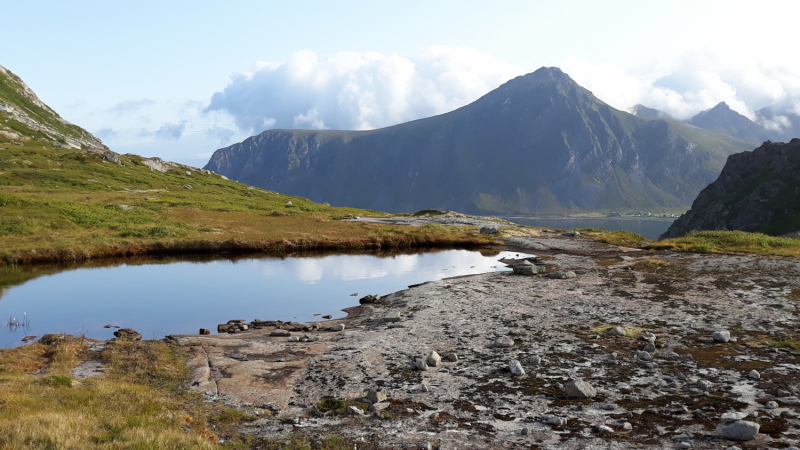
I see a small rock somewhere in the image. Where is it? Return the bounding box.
[369,402,390,412]
[521,427,530,435]
[21,336,37,342]
[764,401,778,409]
[643,343,656,352]
[509,360,525,376]
[562,230,581,237]
[413,360,429,371]
[545,416,568,426]
[748,370,760,379]
[677,442,691,449]
[113,328,142,340]
[638,351,653,361]
[564,380,597,398]
[443,352,458,362]
[287,336,300,342]
[426,351,441,367]
[525,355,541,365]
[286,201,292,205]
[480,226,499,234]
[366,388,387,404]
[721,412,748,423]
[716,420,759,441]
[347,405,364,416]
[384,312,402,323]
[512,263,546,275]
[645,362,659,369]
[198,328,210,335]
[270,330,291,337]
[359,294,380,304]
[596,424,614,433]
[184,185,192,190]
[545,271,577,279]
[230,354,248,361]
[421,383,430,392]
[419,442,432,450]
[713,331,731,343]
[697,379,712,391]
[330,324,345,332]
[622,422,633,430]
[605,326,627,337]
[322,315,333,319]
[494,337,515,348]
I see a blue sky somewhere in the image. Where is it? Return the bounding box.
[2,0,798,166]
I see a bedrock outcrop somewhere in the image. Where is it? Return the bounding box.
[662,139,800,239]
[172,234,800,449]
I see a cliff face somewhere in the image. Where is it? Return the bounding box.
[661,139,800,239]
[0,64,105,150]
[206,67,752,215]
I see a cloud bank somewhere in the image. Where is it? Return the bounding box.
[206,46,523,133]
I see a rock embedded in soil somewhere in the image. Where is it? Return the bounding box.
[748,369,760,379]
[564,380,596,398]
[525,355,541,365]
[270,330,291,337]
[605,326,627,337]
[716,420,760,441]
[480,225,499,234]
[330,324,345,332]
[413,359,428,371]
[113,328,142,340]
[546,270,577,279]
[713,330,732,342]
[493,337,515,348]
[509,359,525,376]
[366,388,387,404]
[426,351,441,367]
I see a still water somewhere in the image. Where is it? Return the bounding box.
[505,217,674,240]
[0,249,531,348]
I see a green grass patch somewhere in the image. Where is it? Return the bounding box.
[769,339,800,350]
[649,230,800,256]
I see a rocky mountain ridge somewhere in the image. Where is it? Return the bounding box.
[0,64,105,150]
[661,139,800,238]
[206,67,752,215]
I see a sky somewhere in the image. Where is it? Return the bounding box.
[2,0,799,167]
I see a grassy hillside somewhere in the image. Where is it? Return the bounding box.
[0,134,492,265]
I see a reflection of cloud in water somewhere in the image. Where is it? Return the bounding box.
[257,250,522,285]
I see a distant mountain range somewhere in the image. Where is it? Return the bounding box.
[632,100,800,146]
[206,67,754,215]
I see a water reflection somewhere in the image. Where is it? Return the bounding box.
[0,248,527,348]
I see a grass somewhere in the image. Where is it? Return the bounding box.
[768,339,800,350]
[648,230,800,257]
[573,228,648,248]
[315,398,369,416]
[0,336,377,449]
[0,135,496,265]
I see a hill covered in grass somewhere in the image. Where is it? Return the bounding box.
[0,65,491,265]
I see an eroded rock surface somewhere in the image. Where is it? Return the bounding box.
[171,234,800,449]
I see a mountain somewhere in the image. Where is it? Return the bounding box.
[686,102,769,145]
[205,67,753,215]
[631,104,673,120]
[755,102,800,143]
[661,139,800,239]
[0,64,104,149]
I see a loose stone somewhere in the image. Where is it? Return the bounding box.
[525,355,541,365]
[347,405,364,416]
[426,351,441,367]
[716,420,759,441]
[494,337,515,348]
[596,424,614,433]
[637,351,653,361]
[509,360,525,376]
[622,422,633,430]
[366,388,387,404]
[270,330,291,337]
[748,369,760,379]
[545,416,568,426]
[765,401,778,409]
[442,352,458,362]
[713,330,731,343]
[330,324,345,332]
[413,360,429,371]
[564,380,597,398]
[605,326,627,337]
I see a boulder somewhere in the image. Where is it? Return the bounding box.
[564,380,597,398]
[426,351,441,367]
[509,360,525,376]
[562,230,581,237]
[359,294,380,304]
[366,388,387,404]
[114,328,142,340]
[605,326,627,337]
[716,420,759,441]
[493,337,515,348]
[512,263,546,275]
[480,226,499,234]
[369,402,390,412]
[199,328,210,335]
[545,271,577,279]
[330,324,345,332]
[413,359,429,371]
[270,330,291,337]
[713,330,731,343]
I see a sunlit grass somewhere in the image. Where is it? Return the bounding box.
[648,230,800,256]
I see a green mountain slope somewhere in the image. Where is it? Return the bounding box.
[0,64,104,149]
[205,67,754,215]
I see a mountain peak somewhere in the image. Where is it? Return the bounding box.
[632,104,673,120]
[711,101,732,111]
[687,101,767,144]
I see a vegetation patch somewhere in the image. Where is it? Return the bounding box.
[649,230,800,256]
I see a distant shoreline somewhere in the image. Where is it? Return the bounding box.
[503,216,677,222]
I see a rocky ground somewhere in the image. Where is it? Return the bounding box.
[168,233,800,449]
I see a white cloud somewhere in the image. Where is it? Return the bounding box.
[562,52,800,121]
[206,46,523,133]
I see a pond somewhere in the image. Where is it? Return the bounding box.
[505,217,674,240]
[0,248,532,348]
